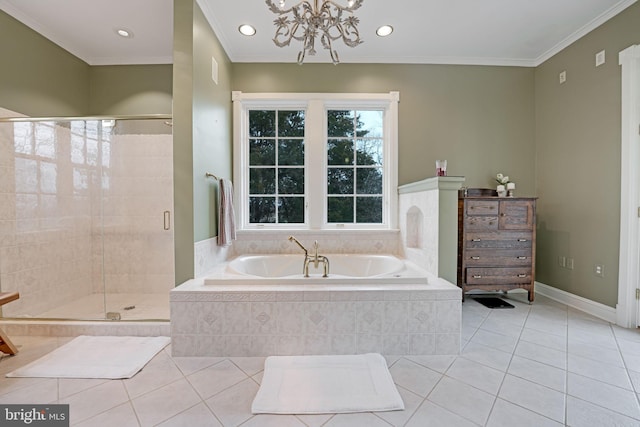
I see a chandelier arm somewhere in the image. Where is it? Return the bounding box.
[322,0,363,12]
[266,0,364,64]
[265,0,313,14]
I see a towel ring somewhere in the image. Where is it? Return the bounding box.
[205,173,220,180]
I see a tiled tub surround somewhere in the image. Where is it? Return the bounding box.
[170,258,461,357]
[230,229,401,256]
[398,177,465,284]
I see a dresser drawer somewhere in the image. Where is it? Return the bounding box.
[465,232,532,249]
[464,216,499,230]
[466,200,499,216]
[464,249,532,266]
[465,268,532,285]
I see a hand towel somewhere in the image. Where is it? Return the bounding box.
[217,178,236,246]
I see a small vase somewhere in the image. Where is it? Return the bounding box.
[497,185,506,197]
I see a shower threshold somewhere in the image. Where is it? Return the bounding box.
[31,293,169,321]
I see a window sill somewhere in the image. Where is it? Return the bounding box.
[235,229,400,238]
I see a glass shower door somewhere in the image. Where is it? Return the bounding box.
[100,119,174,321]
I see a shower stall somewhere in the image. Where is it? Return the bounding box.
[0,115,174,321]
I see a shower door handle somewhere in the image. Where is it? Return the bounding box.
[164,211,171,230]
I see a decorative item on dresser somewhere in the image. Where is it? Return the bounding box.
[457,188,537,303]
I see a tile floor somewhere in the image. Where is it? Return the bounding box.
[1,294,640,426]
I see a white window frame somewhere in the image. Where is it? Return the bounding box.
[232,91,399,231]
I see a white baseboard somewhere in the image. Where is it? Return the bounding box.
[535,282,617,324]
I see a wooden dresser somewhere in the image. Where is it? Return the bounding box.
[457,189,537,302]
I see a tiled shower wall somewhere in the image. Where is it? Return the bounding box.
[0,112,174,318]
[0,118,94,317]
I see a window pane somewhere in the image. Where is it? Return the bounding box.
[278,197,304,223]
[356,139,383,166]
[34,123,55,158]
[279,168,304,194]
[250,197,276,223]
[327,139,354,165]
[278,110,305,137]
[328,168,354,194]
[249,110,276,137]
[328,197,353,223]
[250,168,275,194]
[356,168,383,194]
[250,139,275,165]
[356,197,382,223]
[278,139,304,165]
[357,110,383,138]
[13,122,33,154]
[327,110,354,137]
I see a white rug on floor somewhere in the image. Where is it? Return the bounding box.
[6,335,171,379]
[251,353,404,414]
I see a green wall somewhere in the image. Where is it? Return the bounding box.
[172,0,233,284]
[89,65,172,115]
[192,4,233,243]
[232,63,536,195]
[0,10,89,116]
[173,0,196,285]
[0,10,172,118]
[534,1,640,307]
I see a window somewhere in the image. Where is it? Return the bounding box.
[248,110,305,224]
[327,109,384,224]
[233,92,399,230]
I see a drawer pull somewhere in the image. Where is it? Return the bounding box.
[518,239,528,242]
[500,213,506,217]
[473,275,482,279]
[517,256,527,260]
[472,238,481,242]
[489,221,494,225]
[471,256,480,260]
[517,274,527,278]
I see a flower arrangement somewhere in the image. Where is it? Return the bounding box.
[495,173,510,186]
[495,173,515,196]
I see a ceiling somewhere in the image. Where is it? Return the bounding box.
[0,0,636,67]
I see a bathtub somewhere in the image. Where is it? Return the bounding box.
[203,254,429,287]
[171,253,462,357]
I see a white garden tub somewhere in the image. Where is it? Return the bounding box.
[203,254,429,286]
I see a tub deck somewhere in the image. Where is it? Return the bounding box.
[170,270,462,357]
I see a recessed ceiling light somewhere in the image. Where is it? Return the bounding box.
[115,28,133,38]
[376,25,394,37]
[238,24,257,36]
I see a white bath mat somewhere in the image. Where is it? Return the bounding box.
[251,353,404,414]
[6,335,170,379]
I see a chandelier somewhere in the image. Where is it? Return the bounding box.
[265,0,364,65]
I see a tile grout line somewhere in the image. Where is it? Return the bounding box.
[609,322,640,420]
[485,299,535,426]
